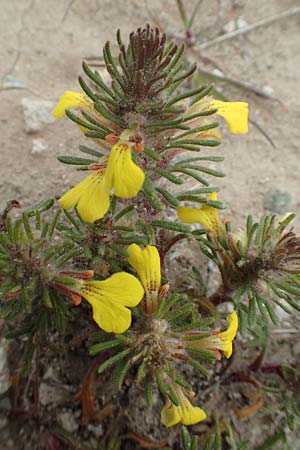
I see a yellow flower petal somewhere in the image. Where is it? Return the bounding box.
[127,244,161,293]
[218,311,238,358]
[105,144,145,198]
[177,192,220,231]
[180,400,207,426]
[186,311,238,359]
[52,91,93,118]
[161,400,206,427]
[161,404,182,428]
[80,273,144,333]
[59,170,110,223]
[210,99,248,134]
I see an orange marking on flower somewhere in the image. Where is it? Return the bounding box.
[88,162,106,171]
[212,349,222,360]
[105,133,120,143]
[133,142,144,153]
[70,292,82,306]
[60,270,94,280]
[211,327,221,335]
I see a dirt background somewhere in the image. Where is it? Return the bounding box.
[1,0,300,449]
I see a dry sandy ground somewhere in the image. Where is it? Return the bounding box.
[0,0,300,448]
[1,0,300,228]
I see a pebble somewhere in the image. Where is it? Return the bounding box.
[222,20,236,33]
[261,85,274,97]
[31,138,48,155]
[88,423,104,438]
[236,17,248,29]
[212,68,225,77]
[217,301,235,314]
[2,75,26,89]
[58,410,79,433]
[21,98,56,133]
[292,341,300,357]
[263,189,292,214]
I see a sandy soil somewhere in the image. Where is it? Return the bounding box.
[1,0,300,449]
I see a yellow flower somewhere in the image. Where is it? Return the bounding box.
[59,167,110,223]
[177,192,220,232]
[127,244,161,293]
[105,142,145,198]
[59,130,146,222]
[80,273,144,333]
[215,311,239,358]
[161,399,207,428]
[185,97,248,136]
[52,90,113,134]
[210,99,248,134]
[52,91,93,118]
[187,311,238,359]
[127,244,161,315]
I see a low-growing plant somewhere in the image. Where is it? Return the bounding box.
[0,22,299,450]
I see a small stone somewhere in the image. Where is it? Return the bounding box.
[58,410,79,433]
[21,98,56,133]
[2,75,26,89]
[292,341,300,357]
[222,20,236,34]
[236,17,248,29]
[263,189,292,214]
[217,301,234,314]
[261,85,274,97]
[88,423,104,438]
[31,138,48,155]
[212,68,225,77]
[0,339,11,394]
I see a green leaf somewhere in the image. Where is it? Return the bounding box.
[113,360,131,389]
[203,433,214,450]
[253,431,286,450]
[173,168,209,186]
[155,167,184,185]
[22,213,33,240]
[145,382,154,407]
[186,348,217,363]
[181,426,191,450]
[151,220,191,233]
[25,198,54,217]
[90,339,123,355]
[79,145,104,158]
[97,349,131,374]
[142,176,164,211]
[189,359,208,376]
[143,147,162,161]
[57,155,96,165]
[156,187,179,207]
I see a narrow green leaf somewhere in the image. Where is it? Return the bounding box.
[57,155,96,165]
[78,145,104,158]
[90,339,123,355]
[156,187,179,207]
[151,220,190,233]
[145,383,154,407]
[98,349,131,373]
[143,147,162,161]
[155,167,184,184]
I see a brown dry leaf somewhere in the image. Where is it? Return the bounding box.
[230,371,265,419]
[235,394,265,419]
[74,356,104,424]
[128,432,168,449]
